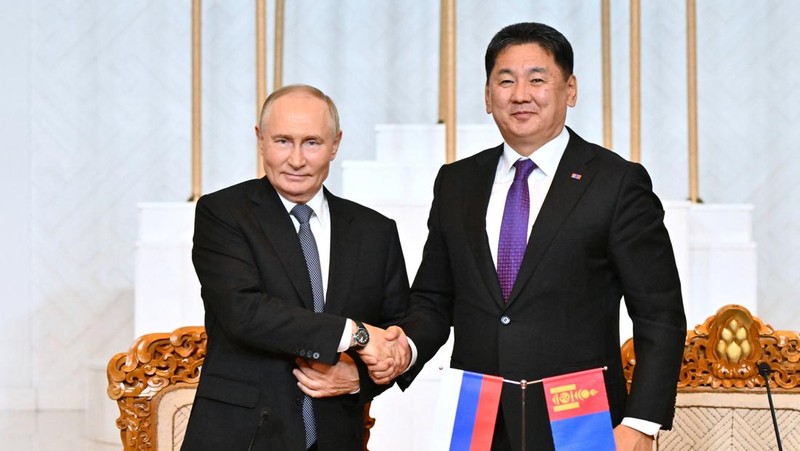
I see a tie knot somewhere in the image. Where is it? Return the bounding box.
[513,159,536,181]
[291,204,314,224]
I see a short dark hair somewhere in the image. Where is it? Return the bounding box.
[484,22,574,83]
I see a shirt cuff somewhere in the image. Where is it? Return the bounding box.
[404,336,418,373]
[621,417,661,437]
[337,318,353,352]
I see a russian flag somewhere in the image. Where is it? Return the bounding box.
[542,368,615,451]
[429,369,503,451]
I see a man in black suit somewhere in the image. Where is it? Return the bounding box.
[373,22,686,451]
[182,84,409,450]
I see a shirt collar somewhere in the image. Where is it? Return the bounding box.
[499,126,569,178]
[277,188,329,227]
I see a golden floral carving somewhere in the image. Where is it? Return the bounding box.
[107,326,206,450]
[622,304,800,392]
[107,326,376,450]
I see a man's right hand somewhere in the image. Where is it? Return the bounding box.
[356,324,411,385]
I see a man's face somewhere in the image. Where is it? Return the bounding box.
[485,43,577,155]
[256,92,341,203]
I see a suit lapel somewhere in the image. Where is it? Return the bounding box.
[250,178,315,311]
[463,145,506,308]
[324,190,358,315]
[506,129,599,304]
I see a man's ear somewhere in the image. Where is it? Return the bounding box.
[330,131,342,161]
[567,74,578,108]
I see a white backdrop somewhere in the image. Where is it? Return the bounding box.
[1,0,798,415]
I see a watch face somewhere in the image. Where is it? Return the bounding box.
[355,327,369,346]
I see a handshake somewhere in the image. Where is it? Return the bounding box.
[293,324,411,399]
[354,323,412,385]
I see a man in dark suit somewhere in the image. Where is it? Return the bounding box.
[373,22,686,451]
[181,84,410,450]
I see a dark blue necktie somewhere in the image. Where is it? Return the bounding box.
[291,204,323,449]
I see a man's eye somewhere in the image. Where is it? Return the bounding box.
[499,79,513,86]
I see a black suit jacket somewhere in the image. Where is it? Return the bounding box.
[400,128,686,451]
[181,178,409,451]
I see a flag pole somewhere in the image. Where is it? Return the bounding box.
[520,379,527,451]
[501,366,608,386]
[433,366,609,449]
[503,367,607,451]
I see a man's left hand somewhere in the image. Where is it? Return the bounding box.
[613,424,654,451]
[294,352,360,398]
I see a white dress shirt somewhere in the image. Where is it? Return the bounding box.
[485,127,568,266]
[278,189,353,352]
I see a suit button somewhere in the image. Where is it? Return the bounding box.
[500,316,511,325]
[296,397,303,406]
[312,352,320,359]
[299,350,306,357]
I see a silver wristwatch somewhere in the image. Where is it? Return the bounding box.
[352,320,370,349]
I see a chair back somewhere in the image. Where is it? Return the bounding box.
[108,326,375,450]
[621,304,800,450]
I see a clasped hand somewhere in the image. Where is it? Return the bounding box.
[356,324,411,385]
[293,352,359,398]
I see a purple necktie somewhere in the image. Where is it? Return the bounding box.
[497,159,536,302]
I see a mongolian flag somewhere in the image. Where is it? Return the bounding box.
[429,369,504,451]
[542,367,616,450]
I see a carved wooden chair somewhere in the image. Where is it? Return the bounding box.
[621,304,800,450]
[107,326,375,450]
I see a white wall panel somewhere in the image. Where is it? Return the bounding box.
[0,0,36,410]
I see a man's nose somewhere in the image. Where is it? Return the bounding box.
[511,83,531,102]
[288,146,305,167]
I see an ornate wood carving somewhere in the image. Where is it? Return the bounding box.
[107,326,206,450]
[363,402,375,450]
[107,326,376,450]
[622,304,800,392]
